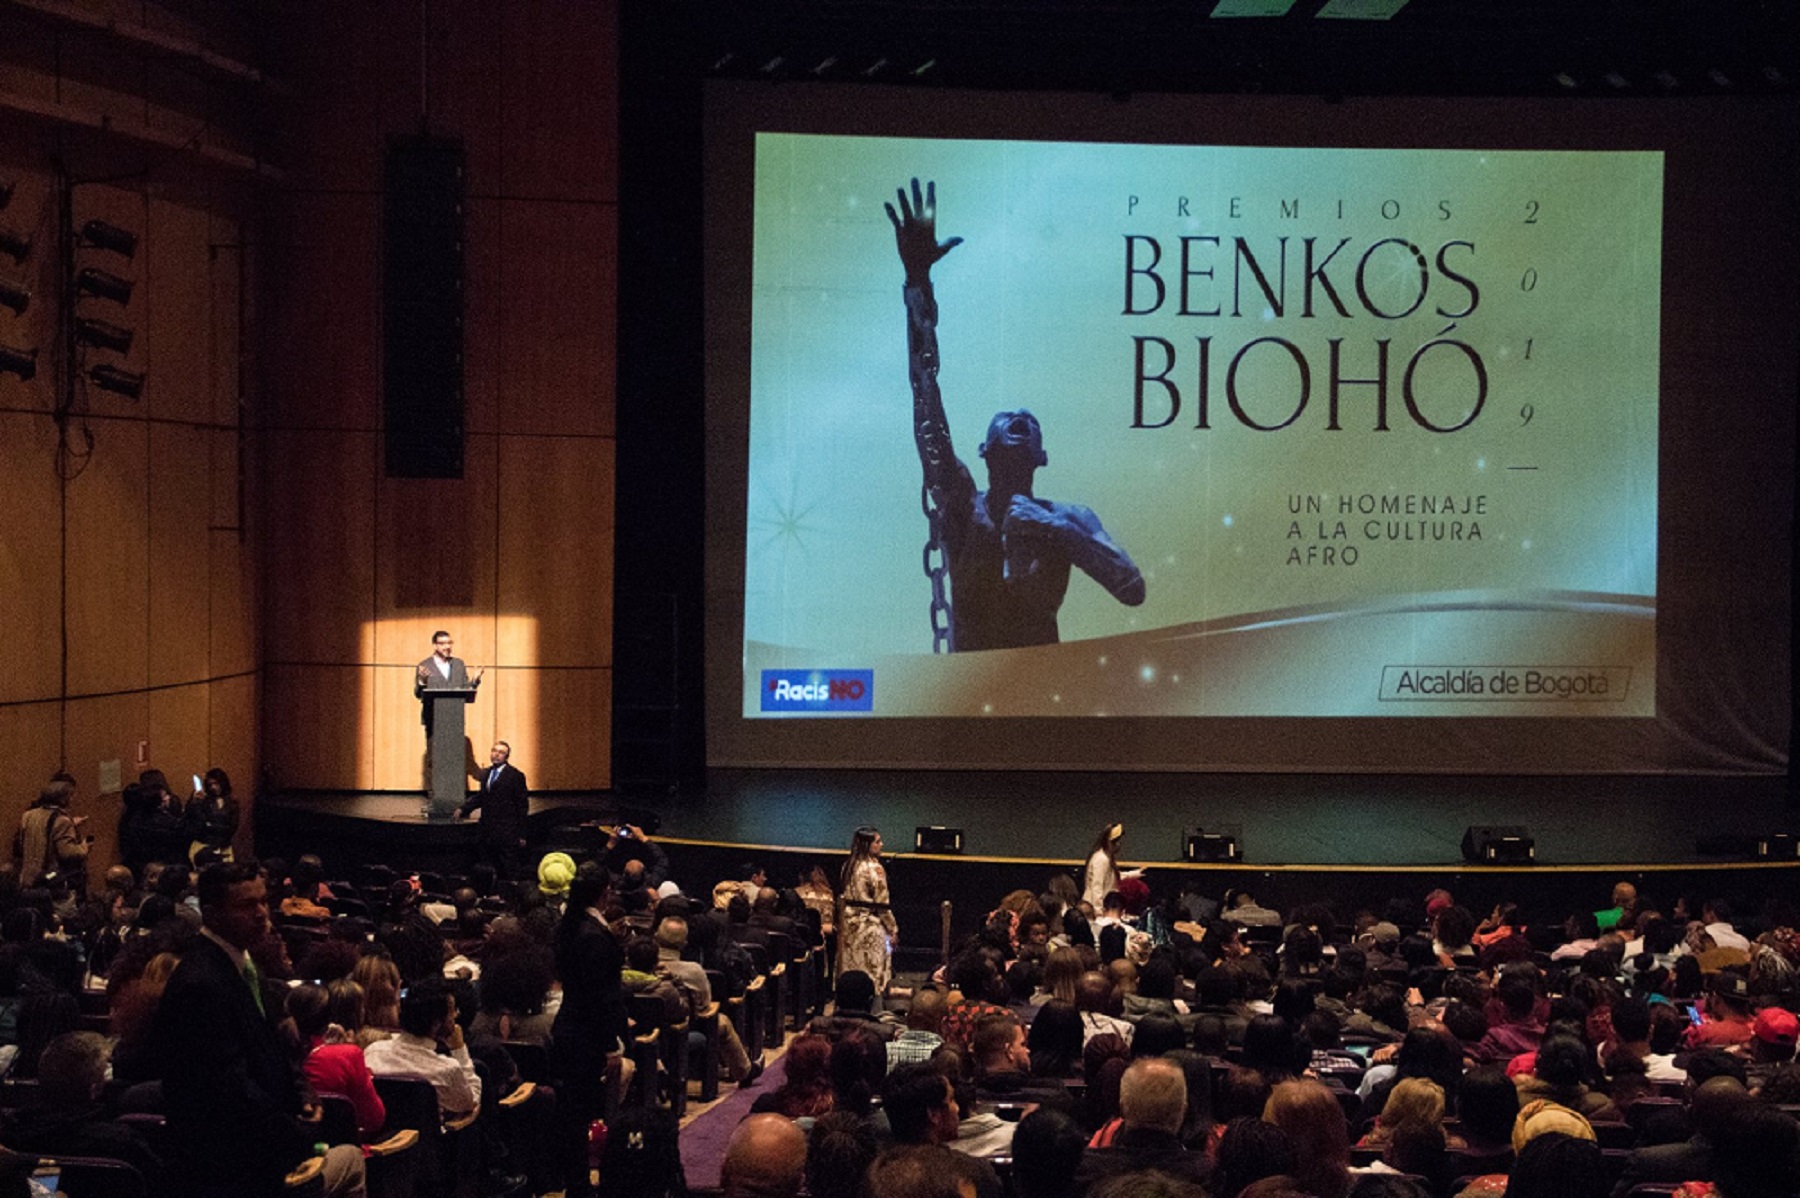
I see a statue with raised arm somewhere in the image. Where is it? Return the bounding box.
[887,177,1145,652]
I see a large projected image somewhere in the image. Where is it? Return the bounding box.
[744,135,1661,719]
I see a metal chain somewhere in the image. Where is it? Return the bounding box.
[920,481,954,653]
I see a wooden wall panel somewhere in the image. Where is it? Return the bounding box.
[71,186,152,424]
[64,418,150,697]
[0,703,63,838]
[209,526,256,678]
[498,201,616,437]
[63,690,152,874]
[209,237,243,427]
[148,422,212,687]
[463,198,501,437]
[372,447,499,666]
[263,663,372,791]
[145,196,212,424]
[263,429,377,664]
[147,682,210,791]
[505,667,612,790]
[261,194,380,431]
[208,672,258,855]
[500,1,617,203]
[497,435,614,668]
[0,413,63,704]
[434,0,505,198]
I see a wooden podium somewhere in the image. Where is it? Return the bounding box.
[422,687,477,819]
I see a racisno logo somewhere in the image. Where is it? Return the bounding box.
[760,669,875,714]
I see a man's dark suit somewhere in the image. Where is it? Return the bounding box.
[458,761,529,873]
[152,935,311,1195]
[416,653,475,730]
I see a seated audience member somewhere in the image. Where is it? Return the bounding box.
[829,1027,888,1119]
[806,1110,879,1198]
[363,976,481,1117]
[287,982,385,1141]
[1362,1077,1463,1150]
[1229,889,1283,928]
[619,934,686,1023]
[970,1012,1074,1109]
[1217,1065,1275,1124]
[0,1031,163,1185]
[652,915,761,1085]
[1455,1065,1521,1168]
[1609,1076,1752,1198]
[1695,1102,1800,1198]
[828,969,898,1038]
[1684,973,1755,1049]
[1133,1013,1189,1059]
[1263,1079,1352,1198]
[887,986,948,1072]
[750,1031,835,1118]
[1212,1116,1300,1198]
[1076,1056,1210,1191]
[940,951,1010,1053]
[1514,1034,1619,1123]
[1474,975,1546,1064]
[885,1061,963,1146]
[1076,970,1136,1046]
[1164,1049,1219,1153]
[1744,1007,1797,1088]
[1194,964,1253,1044]
[1508,1132,1610,1198]
[470,942,557,1046]
[1454,1095,1596,1198]
[352,952,404,1045]
[1082,1034,1133,1132]
[866,1144,997,1198]
[1027,1000,1085,1078]
[1241,1014,1308,1085]
[1011,1108,1088,1198]
[720,1112,807,1198]
[595,1105,684,1198]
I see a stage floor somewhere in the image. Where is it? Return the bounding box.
[262,768,1796,870]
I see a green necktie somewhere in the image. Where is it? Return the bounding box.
[242,956,265,1015]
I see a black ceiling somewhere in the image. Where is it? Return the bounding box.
[627,0,1798,99]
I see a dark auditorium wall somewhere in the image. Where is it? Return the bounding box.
[257,2,619,794]
[0,1,261,866]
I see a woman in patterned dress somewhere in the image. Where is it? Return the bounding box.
[837,826,898,995]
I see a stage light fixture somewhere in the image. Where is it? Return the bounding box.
[1707,69,1732,89]
[1653,70,1679,91]
[0,341,37,382]
[912,58,937,77]
[89,363,145,398]
[80,219,137,259]
[863,57,889,78]
[0,277,28,315]
[0,226,30,264]
[0,179,14,209]
[76,267,134,306]
[75,316,134,353]
[1551,72,1579,90]
[760,55,785,74]
[1603,71,1630,90]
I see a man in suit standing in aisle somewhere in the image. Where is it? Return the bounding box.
[154,862,366,1197]
[456,740,529,876]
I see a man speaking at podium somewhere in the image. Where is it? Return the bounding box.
[416,629,483,735]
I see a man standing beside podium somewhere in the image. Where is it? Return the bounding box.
[416,630,483,729]
[456,741,529,876]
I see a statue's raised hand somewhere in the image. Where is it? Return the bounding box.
[885,177,962,285]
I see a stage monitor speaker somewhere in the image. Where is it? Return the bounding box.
[1461,825,1535,864]
[1183,827,1241,862]
[383,135,466,478]
[915,826,963,854]
[1755,833,1799,860]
